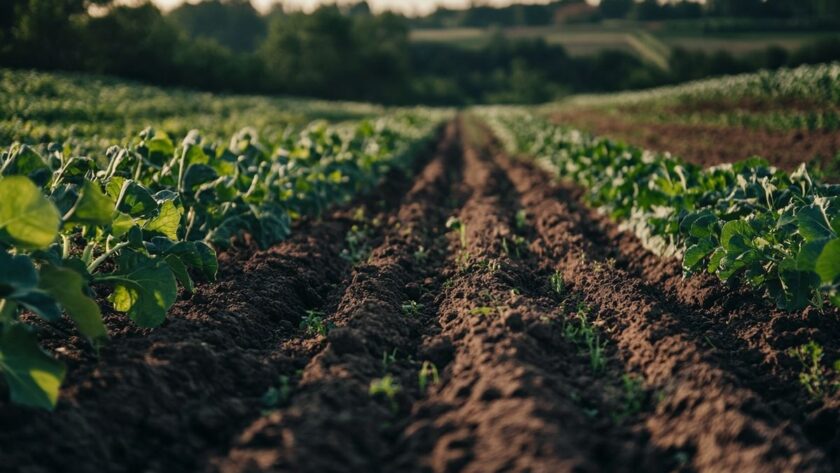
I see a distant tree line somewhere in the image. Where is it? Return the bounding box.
[1,0,840,105]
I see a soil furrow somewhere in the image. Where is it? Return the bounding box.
[600,214,840,468]
[214,122,462,473]
[500,153,831,472]
[394,120,662,473]
[0,129,445,473]
[0,217,351,473]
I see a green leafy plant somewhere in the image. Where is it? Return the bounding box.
[0,108,448,409]
[401,300,423,317]
[382,348,399,371]
[563,302,607,373]
[613,374,645,422]
[369,375,401,412]
[549,271,565,296]
[788,341,840,398]
[446,216,468,249]
[261,375,294,413]
[300,310,330,337]
[482,108,840,312]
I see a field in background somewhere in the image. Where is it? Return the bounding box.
[411,21,834,69]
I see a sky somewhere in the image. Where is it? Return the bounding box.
[149,0,584,16]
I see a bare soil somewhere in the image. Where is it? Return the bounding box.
[551,108,840,176]
[1,118,838,473]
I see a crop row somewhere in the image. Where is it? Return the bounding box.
[561,63,840,108]
[480,108,840,313]
[0,109,449,410]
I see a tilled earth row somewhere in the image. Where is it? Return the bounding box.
[0,118,838,473]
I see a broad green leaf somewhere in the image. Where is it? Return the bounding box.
[16,291,61,322]
[39,265,108,345]
[110,211,136,238]
[164,254,194,293]
[684,241,714,270]
[815,239,840,283]
[0,323,66,410]
[101,252,177,327]
[0,251,38,298]
[707,247,726,274]
[720,220,754,253]
[114,180,157,218]
[143,200,182,241]
[0,176,60,249]
[183,164,218,191]
[796,239,828,272]
[688,213,717,239]
[777,265,820,311]
[166,241,218,281]
[797,205,835,242]
[66,181,114,227]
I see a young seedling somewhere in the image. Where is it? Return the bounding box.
[369,375,401,413]
[501,235,528,258]
[300,309,330,336]
[788,341,840,398]
[515,209,528,231]
[413,245,428,263]
[612,374,645,422]
[261,375,294,413]
[382,348,399,371]
[549,271,565,296]
[563,302,607,373]
[341,224,372,264]
[401,300,423,317]
[446,216,468,249]
[418,361,440,391]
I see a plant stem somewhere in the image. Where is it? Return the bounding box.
[87,241,129,273]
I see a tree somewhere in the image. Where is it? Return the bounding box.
[169,0,267,52]
[599,0,633,19]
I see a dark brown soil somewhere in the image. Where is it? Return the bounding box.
[1,118,839,473]
[551,109,840,175]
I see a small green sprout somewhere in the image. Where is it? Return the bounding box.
[446,216,468,249]
[300,309,330,336]
[563,302,607,373]
[788,341,840,398]
[515,209,528,230]
[382,348,398,371]
[613,374,645,422]
[418,361,440,391]
[341,224,372,264]
[401,300,423,317]
[261,375,293,413]
[413,245,428,263]
[550,271,565,295]
[369,375,401,412]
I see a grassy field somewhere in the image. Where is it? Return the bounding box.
[410,21,833,69]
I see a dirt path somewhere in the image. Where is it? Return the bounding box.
[1,118,839,473]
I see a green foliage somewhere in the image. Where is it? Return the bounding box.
[563,302,608,373]
[613,374,646,422]
[401,300,423,317]
[0,104,447,409]
[418,361,440,391]
[549,271,566,296]
[484,108,840,312]
[369,375,401,412]
[788,341,840,398]
[300,310,330,337]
